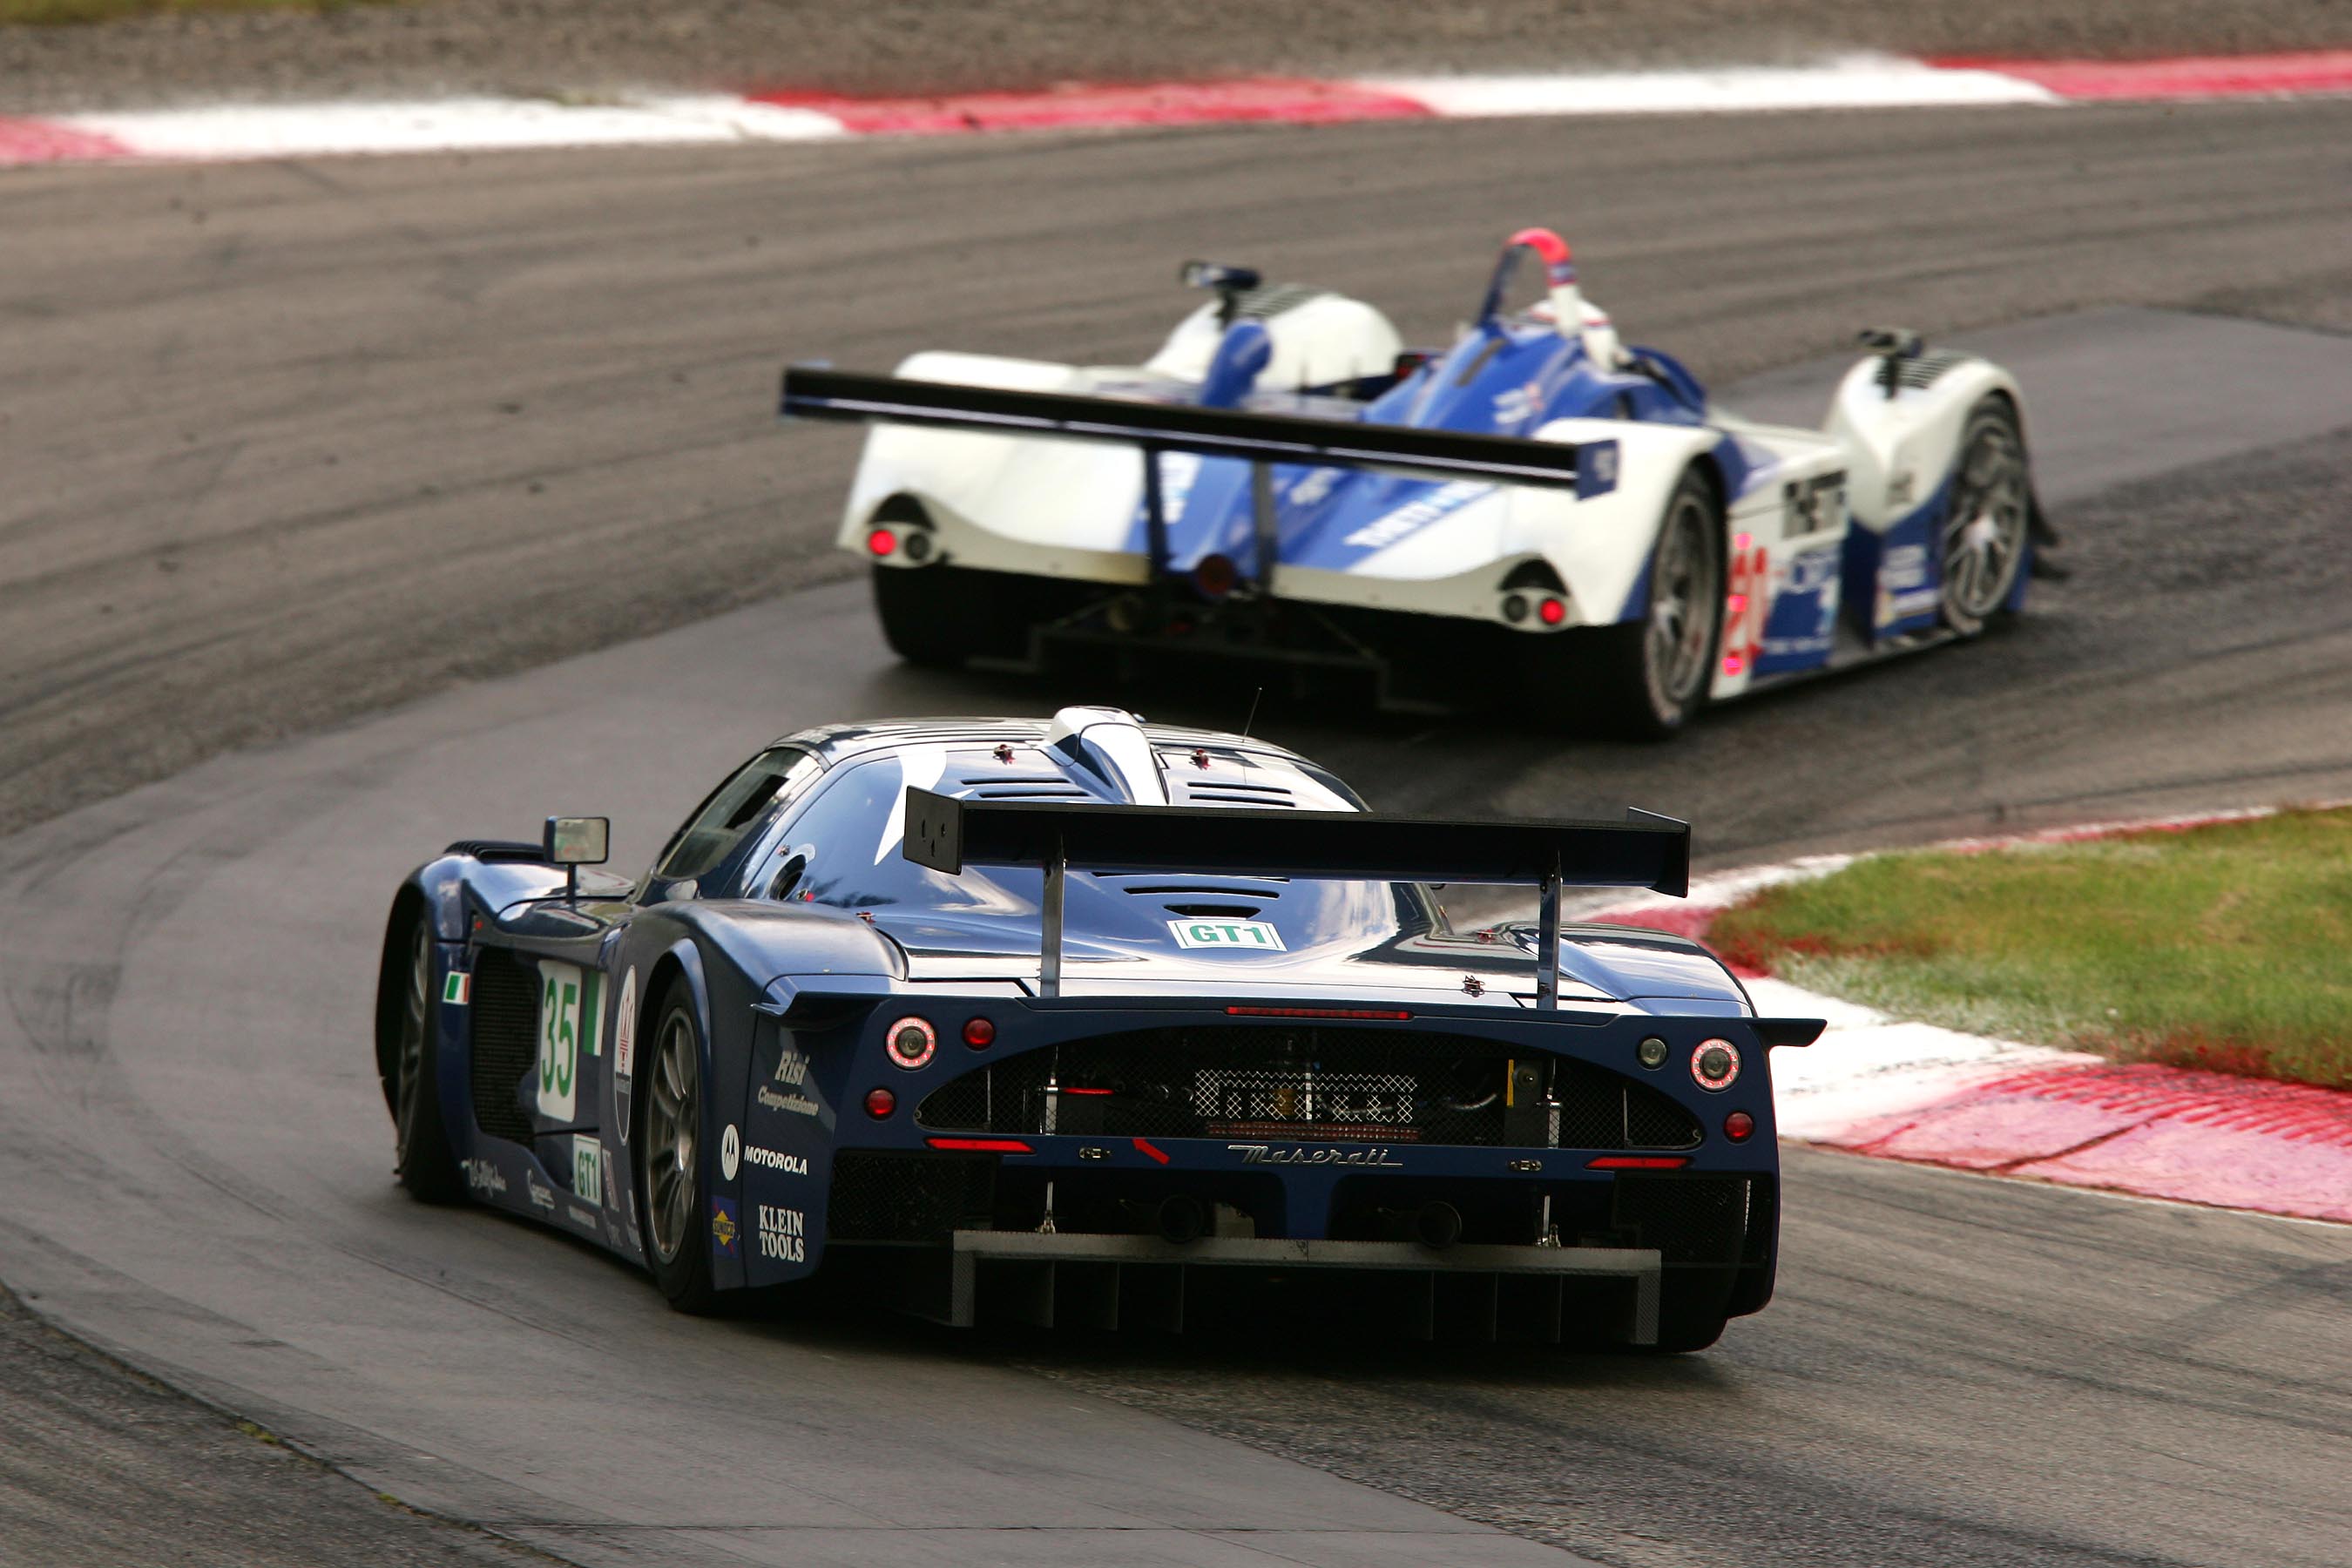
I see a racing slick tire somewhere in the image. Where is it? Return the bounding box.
[1642,1271,1736,1354]
[385,915,465,1204]
[636,979,723,1315]
[1524,466,1722,738]
[1938,396,2031,637]
[873,560,985,668]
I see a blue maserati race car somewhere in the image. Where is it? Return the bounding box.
[786,226,2055,735]
[375,707,1822,1349]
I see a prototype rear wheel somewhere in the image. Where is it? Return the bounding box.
[1568,467,1723,738]
[1938,397,2031,636]
[873,561,977,668]
[390,919,464,1204]
[637,983,722,1315]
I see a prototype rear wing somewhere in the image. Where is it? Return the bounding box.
[901,787,1688,1008]
[780,366,1594,580]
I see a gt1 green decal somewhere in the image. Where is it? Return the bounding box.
[571,1133,602,1206]
[534,960,604,1121]
[1168,918,1287,952]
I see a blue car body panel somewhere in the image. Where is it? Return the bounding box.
[380,713,1814,1338]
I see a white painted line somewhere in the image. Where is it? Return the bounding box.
[63,95,845,161]
[1369,56,2062,118]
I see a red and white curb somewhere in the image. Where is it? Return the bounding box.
[1586,804,2352,1226]
[5,49,2350,166]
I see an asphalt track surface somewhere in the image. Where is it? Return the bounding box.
[3,102,2351,1568]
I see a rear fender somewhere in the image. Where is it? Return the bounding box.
[840,351,1149,578]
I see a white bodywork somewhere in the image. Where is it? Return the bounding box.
[836,294,2026,701]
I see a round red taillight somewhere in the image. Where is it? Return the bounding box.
[864,1086,896,1119]
[884,1016,936,1070]
[1538,597,1567,626]
[1194,553,1238,598]
[1724,1110,1754,1142]
[1691,1038,1741,1091]
[867,527,896,558]
[963,1017,996,1049]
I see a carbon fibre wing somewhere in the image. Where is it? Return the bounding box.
[901,787,1688,1008]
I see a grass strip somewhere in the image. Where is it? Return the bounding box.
[1710,807,2352,1089]
[1,0,395,24]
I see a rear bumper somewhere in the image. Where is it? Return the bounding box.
[945,1229,1665,1342]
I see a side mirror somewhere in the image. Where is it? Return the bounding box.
[544,816,610,866]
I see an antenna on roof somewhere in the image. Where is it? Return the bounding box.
[1240,686,1263,740]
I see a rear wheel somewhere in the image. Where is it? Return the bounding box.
[1641,1271,1736,1354]
[1528,467,1720,737]
[1938,398,2031,635]
[873,561,978,668]
[638,983,721,1314]
[391,920,464,1204]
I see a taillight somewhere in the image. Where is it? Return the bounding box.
[1194,553,1238,598]
[1691,1038,1740,1091]
[925,1136,1032,1153]
[962,1017,996,1049]
[1724,1110,1755,1142]
[1587,1155,1691,1170]
[867,527,896,558]
[863,1086,896,1119]
[884,1017,936,1070]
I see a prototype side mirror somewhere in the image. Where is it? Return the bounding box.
[544,816,609,899]
[544,815,610,865]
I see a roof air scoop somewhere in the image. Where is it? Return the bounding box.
[1044,706,1168,806]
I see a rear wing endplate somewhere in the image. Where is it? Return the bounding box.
[902,787,1687,1008]
[780,366,1586,581]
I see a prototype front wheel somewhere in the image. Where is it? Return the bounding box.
[1938,397,2031,636]
[389,918,464,1204]
[637,983,722,1315]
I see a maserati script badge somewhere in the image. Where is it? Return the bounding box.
[1227,1144,1405,1167]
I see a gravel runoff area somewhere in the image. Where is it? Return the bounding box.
[2,0,2349,112]
[0,1282,548,1568]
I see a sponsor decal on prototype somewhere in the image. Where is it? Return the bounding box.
[1168,917,1286,951]
[534,958,605,1122]
[564,1204,598,1228]
[720,1123,740,1180]
[442,971,471,1006]
[462,1158,505,1196]
[612,967,639,1143]
[571,1133,602,1206]
[760,1045,821,1116]
[524,1168,557,1212]
[711,1196,740,1257]
[756,1204,807,1263]
[1228,1143,1405,1167]
[744,1145,808,1175]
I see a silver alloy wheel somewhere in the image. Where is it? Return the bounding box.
[1645,489,1720,719]
[645,1010,700,1264]
[1940,413,2030,634]
[394,923,430,1169]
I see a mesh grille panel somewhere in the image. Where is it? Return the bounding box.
[468,950,537,1143]
[916,1027,1700,1150]
[827,1152,996,1242]
[1611,1173,1751,1265]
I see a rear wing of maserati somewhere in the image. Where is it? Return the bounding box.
[900,787,1687,1009]
[780,366,1604,579]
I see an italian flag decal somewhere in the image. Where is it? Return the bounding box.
[443,972,471,1005]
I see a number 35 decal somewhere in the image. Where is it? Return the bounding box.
[535,960,605,1122]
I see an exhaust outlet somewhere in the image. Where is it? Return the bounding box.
[1156,1194,1208,1246]
[1414,1200,1463,1250]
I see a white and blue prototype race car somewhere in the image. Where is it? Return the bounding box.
[783,226,2053,736]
